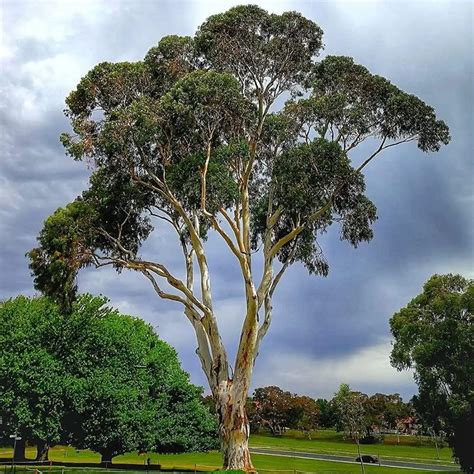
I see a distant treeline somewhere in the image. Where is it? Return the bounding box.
[205,385,421,443]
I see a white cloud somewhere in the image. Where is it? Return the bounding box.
[254,339,415,399]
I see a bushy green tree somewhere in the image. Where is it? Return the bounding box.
[390,274,474,472]
[365,393,410,435]
[332,384,367,439]
[0,297,65,461]
[316,398,338,429]
[28,5,449,470]
[0,295,218,464]
[287,395,320,438]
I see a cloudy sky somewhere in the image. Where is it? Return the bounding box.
[1,0,472,400]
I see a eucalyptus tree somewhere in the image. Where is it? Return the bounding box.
[28,5,449,470]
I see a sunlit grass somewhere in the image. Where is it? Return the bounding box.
[0,430,455,473]
[0,449,451,474]
[250,430,453,464]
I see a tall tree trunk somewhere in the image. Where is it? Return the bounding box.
[356,439,365,474]
[215,382,255,472]
[36,441,49,461]
[100,450,113,466]
[13,438,26,462]
[432,431,440,460]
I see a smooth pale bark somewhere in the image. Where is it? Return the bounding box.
[215,382,255,471]
[104,169,276,471]
[212,306,257,471]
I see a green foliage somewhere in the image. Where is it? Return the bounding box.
[159,70,253,146]
[0,295,218,461]
[390,274,474,472]
[0,297,65,448]
[28,4,450,374]
[167,149,239,216]
[65,61,151,119]
[332,384,367,441]
[27,201,94,312]
[144,35,196,96]
[153,384,219,453]
[366,393,410,431]
[287,395,320,435]
[300,55,450,152]
[252,138,377,275]
[195,5,324,99]
[315,398,338,429]
[274,139,376,244]
[250,386,320,436]
[252,386,292,435]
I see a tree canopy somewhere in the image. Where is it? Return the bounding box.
[0,294,218,463]
[27,5,450,471]
[390,274,474,472]
[0,296,64,461]
[28,8,449,312]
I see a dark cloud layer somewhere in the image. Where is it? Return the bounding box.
[1,0,472,400]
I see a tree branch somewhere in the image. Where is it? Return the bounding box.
[200,139,213,213]
[356,135,417,173]
[96,229,209,316]
[254,237,299,363]
[140,269,199,312]
[220,207,245,253]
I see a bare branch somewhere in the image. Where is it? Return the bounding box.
[207,213,246,265]
[356,136,416,173]
[254,236,299,363]
[141,269,199,311]
[96,228,210,316]
[97,228,135,259]
[148,208,177,228]
[355,137,387,173]
[220,207,245,253]
[200,140,213,212]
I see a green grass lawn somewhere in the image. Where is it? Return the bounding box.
[1,469,459,474]
[250,430,453,465]
[0,430,455,474]
[0,450,455,474]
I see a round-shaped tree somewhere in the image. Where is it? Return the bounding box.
[0,295,217,464]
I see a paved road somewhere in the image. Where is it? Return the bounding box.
[250,447,460,471]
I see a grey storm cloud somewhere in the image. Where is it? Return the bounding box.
[1,0,473,400]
